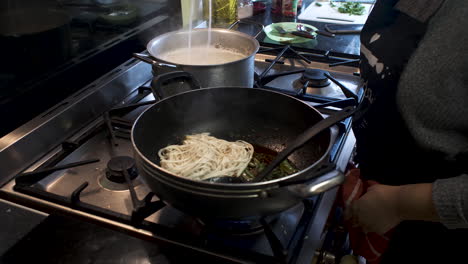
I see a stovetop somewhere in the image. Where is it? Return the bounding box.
[0,47,362,264]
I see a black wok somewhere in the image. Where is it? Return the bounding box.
[132,75,347,219]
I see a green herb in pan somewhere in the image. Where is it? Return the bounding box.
[242,152,299,182]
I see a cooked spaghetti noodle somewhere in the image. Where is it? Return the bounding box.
[158,133,254,181]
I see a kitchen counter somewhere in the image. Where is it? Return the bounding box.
[249,0,362,58]
[0,199,47,256]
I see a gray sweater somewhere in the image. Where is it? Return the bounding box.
[396,0,468,228]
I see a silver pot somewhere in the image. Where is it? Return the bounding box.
[133,25,261,88]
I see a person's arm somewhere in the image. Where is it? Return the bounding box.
[393,0,468,230]
[346,174,468,234]
[397,182,439,222]
[397,174,468,227]
[432,175,468,229]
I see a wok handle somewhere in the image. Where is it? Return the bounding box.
[151,71,201,99]
[284,169,345,198]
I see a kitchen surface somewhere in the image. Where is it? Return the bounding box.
[252,0,367,57]
[0,0,370,263]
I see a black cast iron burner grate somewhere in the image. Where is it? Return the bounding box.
[10,43,359,264]
[255,45,360,109]
[13,158,310,264]
[10,104,316,264]
[11,94,346,264]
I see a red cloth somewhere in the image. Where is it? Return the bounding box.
[338,168,394,264]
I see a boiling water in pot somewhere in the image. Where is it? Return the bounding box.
[160,46,245,65]
[186,0,214,61]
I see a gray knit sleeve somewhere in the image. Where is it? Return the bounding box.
[432,175,468,229]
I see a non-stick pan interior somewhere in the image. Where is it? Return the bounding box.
[132,87,330,172]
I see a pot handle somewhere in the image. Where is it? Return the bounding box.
[228,19,265,38]
[151,71,201,99]
[132,53,177,68]
[282,168,345,199]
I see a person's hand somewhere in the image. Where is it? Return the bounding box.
[345,184,402,234]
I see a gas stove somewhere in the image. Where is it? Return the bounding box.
[0,46,362,264]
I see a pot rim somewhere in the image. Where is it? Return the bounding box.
[131,87,333,189]
[146,28,260,68]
